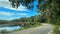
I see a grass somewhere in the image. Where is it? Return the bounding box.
[27,22,41,28]
[53,25,60,34]
[0,30,10,34]
[13,22,41,32]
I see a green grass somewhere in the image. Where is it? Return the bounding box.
[29,22,41,28]
[12,22,41,32]
[0,30,10,34]
[53,25,60,34]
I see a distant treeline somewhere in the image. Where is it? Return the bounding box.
[0,15,41,26]
[0,20,10,24]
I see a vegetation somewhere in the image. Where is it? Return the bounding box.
[9,0,34,9]
[0,20,10,24]
[10,16,41,27]
[53,25,60,34]
[0,30,10,34]
[37,0,60,34]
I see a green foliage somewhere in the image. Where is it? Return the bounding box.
[53,25,60,34]
[0,30,10,34]
[0,20,9,24]
[22,22,41,29]
[11,17,28,22]
[8,0,35,9]
[37,0,60,24]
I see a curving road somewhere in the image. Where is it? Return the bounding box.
[8,23,53,34]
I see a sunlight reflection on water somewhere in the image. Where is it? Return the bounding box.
[0,26,21,31]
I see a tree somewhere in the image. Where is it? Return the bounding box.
[37,0,60,24]
[9,0,35,9]
[0,20,9,24]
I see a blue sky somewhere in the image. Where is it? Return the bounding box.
[0,0,38,20]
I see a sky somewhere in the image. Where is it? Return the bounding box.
[0,0,38,20]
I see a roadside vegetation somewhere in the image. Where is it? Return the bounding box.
[52,25,60,34]
[0,30,10,34]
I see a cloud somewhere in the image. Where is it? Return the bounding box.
[4,4,28,11]
[0,0,28,11]
[0,0,8,2]
[19,14,27,16]
[0,11,27,16]
[16,13,27,16]
[0,12,13,16]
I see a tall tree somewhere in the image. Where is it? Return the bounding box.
[37,0,60,24]
[9,0,35,9]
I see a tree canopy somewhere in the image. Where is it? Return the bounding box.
[9,0,35,9]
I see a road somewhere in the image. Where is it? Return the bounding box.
[8,23,53,34]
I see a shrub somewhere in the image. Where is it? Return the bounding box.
[0,30,10,34]
[53,26,60,34]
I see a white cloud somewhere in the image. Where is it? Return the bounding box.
[16,13,27,16]
[19,14,27,16]
[0,12,13,16]
[4,4,28,11]
[0,0,28,11]
[0,11,27,16]
[0,0,8,2]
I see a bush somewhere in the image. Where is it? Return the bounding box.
[0,30,10,34]
[53,26,60,34]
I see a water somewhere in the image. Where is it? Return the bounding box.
[0,26,21,31]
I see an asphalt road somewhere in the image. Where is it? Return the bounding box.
[7,23,53,34]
